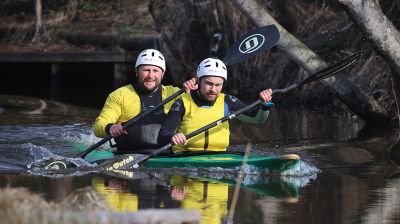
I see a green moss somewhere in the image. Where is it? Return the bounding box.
[119,26,134,36]
[78,0,97,12]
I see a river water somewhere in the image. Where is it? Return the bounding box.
[0,95,399,223]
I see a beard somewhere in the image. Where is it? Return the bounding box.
[198,90,219,102]
[139,78,161,92]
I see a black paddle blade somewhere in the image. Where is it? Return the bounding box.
[299,52,361,85]
[99,154,148,170]
[223,25,280,65]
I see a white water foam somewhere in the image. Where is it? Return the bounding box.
[26,142,95,170]
[280,160,320,177]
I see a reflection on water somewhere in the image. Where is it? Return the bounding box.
[362,178,400,223]
[1,95,400,223]
[93,176,139,212]
[230,105,365,145]
[91,171,309,224]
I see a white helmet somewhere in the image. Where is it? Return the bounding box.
[135,49,166,72]
[196,58,227,81]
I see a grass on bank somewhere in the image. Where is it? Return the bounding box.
[0,186,109,224]
[0,186,201,224]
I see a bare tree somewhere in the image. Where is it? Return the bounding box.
[32,0,55,42]
[32,0,42,42]
[337,0,400,163]
[338,0,400,76]
[338,0,400,128]
[231,0,391,125]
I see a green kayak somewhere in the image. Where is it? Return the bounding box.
[74,143,300,171]
[144,153,300,171]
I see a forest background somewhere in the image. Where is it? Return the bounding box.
[0,0,399,152]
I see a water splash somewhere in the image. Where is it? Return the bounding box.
[60,125,110,150]
[24,141,95,171]
[280,160,320,176]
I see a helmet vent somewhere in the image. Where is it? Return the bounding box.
[196,58,227,81]
[135,49,166,71]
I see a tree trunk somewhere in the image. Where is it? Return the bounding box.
[33,0,42,42]
[231,0,391,126]
[338,0,400,77]
[338,0,400,161]
[338,0,400,128]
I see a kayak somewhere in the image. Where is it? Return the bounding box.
[144,153,300,171]
[74,143,300,171]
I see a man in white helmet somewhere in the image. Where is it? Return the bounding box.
[158,58,273,152]
[93,49,196,152]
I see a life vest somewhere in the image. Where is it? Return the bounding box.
[173,93,229,152]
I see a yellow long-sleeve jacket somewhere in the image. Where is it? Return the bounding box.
[93,84,180,138]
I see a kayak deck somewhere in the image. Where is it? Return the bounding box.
[144,153,300,171]
[74,143,300,171]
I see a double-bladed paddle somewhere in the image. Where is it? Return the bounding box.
[42,25,280,170]
[100,51,361,171]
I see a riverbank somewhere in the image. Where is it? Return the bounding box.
[0,185,200,224]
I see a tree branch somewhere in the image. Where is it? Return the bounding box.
[231,0,390,125]
[338,0,400,77]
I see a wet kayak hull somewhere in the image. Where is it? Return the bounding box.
[74,144,300,171]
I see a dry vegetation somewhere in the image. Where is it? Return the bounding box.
[0,185,201,224]
[0,186,109,224]
[0,0,156,52]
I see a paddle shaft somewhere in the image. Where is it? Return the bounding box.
[273,52,360,94]
[131,52,361,166]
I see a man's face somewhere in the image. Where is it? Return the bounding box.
[198,76,224,102]
[136,65,164,91]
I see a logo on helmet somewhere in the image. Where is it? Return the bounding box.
[239,34,265,54]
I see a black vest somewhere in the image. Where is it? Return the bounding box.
[114,84,165,152]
